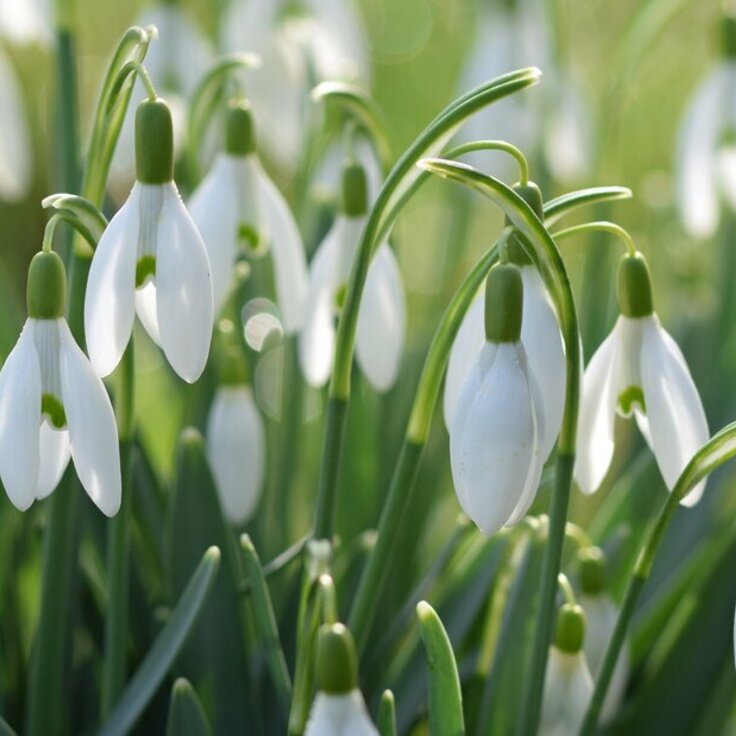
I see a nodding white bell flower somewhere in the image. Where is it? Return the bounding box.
[223,0,369,170]
[305,623,379,736]
[449,262,547,535]
[206,346,265,525]
[540,604,594,736]
[110,3,212,186]
[189,101,308,327]
[578,548,629,722]
[445,183,565,459]
[0,0,51,46]
[0,48,32,201]
[0,251,120,516]
[298,160,405,392]
[575,251,709,506]
[85,98,213,383]
[675,17,736,239]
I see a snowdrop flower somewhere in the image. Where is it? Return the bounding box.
[0,0,51,47]
[305,623,378,736]
[575,251,709,505]
[223,0,369,169]
[189,101,308,327]
[206,340,265,525]
[85,98,213,383]
[540,604,594,736]
[675,14,736,239]
[449,262,547,535]
[445,183,565,457]
[0,250,120,516]
[0,48,32,201]
[111,2,212,184]
[299,160,405,391]
[578,547,629,721]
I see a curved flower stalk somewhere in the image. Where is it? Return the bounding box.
[189,100,307,329]
[206,336,265,525]
[575,250,709,506]
[111,2,213,185]
[0,249,120,516]
[299,159,405,391]
[305,623,378,736]
[223,0,369,169]
[675,13,736,238]
[85,97,213,383]
[445,182,565,454]
[540,604,594,736]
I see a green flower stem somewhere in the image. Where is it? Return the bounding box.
[311,67,542,539]
[552,221,636,256]
[558,573,577,606]
[580,420,736,734]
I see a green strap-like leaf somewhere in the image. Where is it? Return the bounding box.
[0,716,18,736]
[542,186,632,226]
[377,690,397,736]
[165,678,212,736]
[99,547,221,736]
[416,601,465,736]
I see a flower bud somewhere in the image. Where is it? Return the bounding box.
[136,98,174,184]
[555,603,586,654]
[27,250,66,319]
[226,100,257,156]
[617,252,654,318]
[505,181,543,265]
[484,263,523,343]
[316,623,359,695]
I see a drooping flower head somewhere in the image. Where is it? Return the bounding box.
[305,623,378,736]
[189,100,308,329]
[85,97,214,383]
[0,250,121,515]
[574,251,709,505]
[449,260,548,535]
[298,158,405,391]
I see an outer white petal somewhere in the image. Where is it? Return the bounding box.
[581,593,629,722]
[0,320,41,510]
[520,266,565,459]
[206,386,265,525]
[298,225,341,388]
[450,342,537,535]
[539,648,594,736]
[639,316,709,506]
[574,321,621,495]
[156,184,214,383]
[36,424,70,500]
[305,691,379,736]
[85,184,140,377]
[59,320,121,517]
[256,161,308,333]
[0,49,32,200]
[189,154,240,316]
[443,292,484,430]
[135,281,162,346]
[356,243,405,392]
[675,64,727,239]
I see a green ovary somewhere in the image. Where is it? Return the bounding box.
[618,385,646,416]
[42,393,67,429]
[136,256,156,288]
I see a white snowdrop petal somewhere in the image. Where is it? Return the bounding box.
[85,184,141,377]
[675,64,726,239]
[156,184,214,383]
[356,243,406,392]
[574,321,621,495]
[36,424,70,500]
[256,161,308,333]
[0,320,41,510]
[444,292,484,430]
[639,316,709,506]
[450,342,536,535]
[207,386,265,525]
[0,0,52,46]
[520,266,565,459]
[305,691,379,736]
[135,280,162,347]
[59,321,121,517]
[189,154,241,316]
[0,49,32,201]
[540,649,594,736]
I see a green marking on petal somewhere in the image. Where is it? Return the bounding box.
[136,256,156,288]
[42,393,67,429]
[618,385,646,416]
[334,284,347,311]
[238,223,262,253]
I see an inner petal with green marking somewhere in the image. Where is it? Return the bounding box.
[41,393,67,430]
[618,385,645,417]
[136,255,156,288]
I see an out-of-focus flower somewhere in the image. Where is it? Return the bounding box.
[0,251,120,516]
[305,623,379,736]
[85,98,213,383]
[190,100,308,328]
[674,15,736,238]
[449,262,547,535]
[111,2,213,185]
[223,0,370,169]
[540,604,594,736]
[0,0,51,46]
[575,252,709,505]
[299,160,405,391]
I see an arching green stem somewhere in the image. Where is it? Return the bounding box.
[552,220,637,256]
[558,573,577,606]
